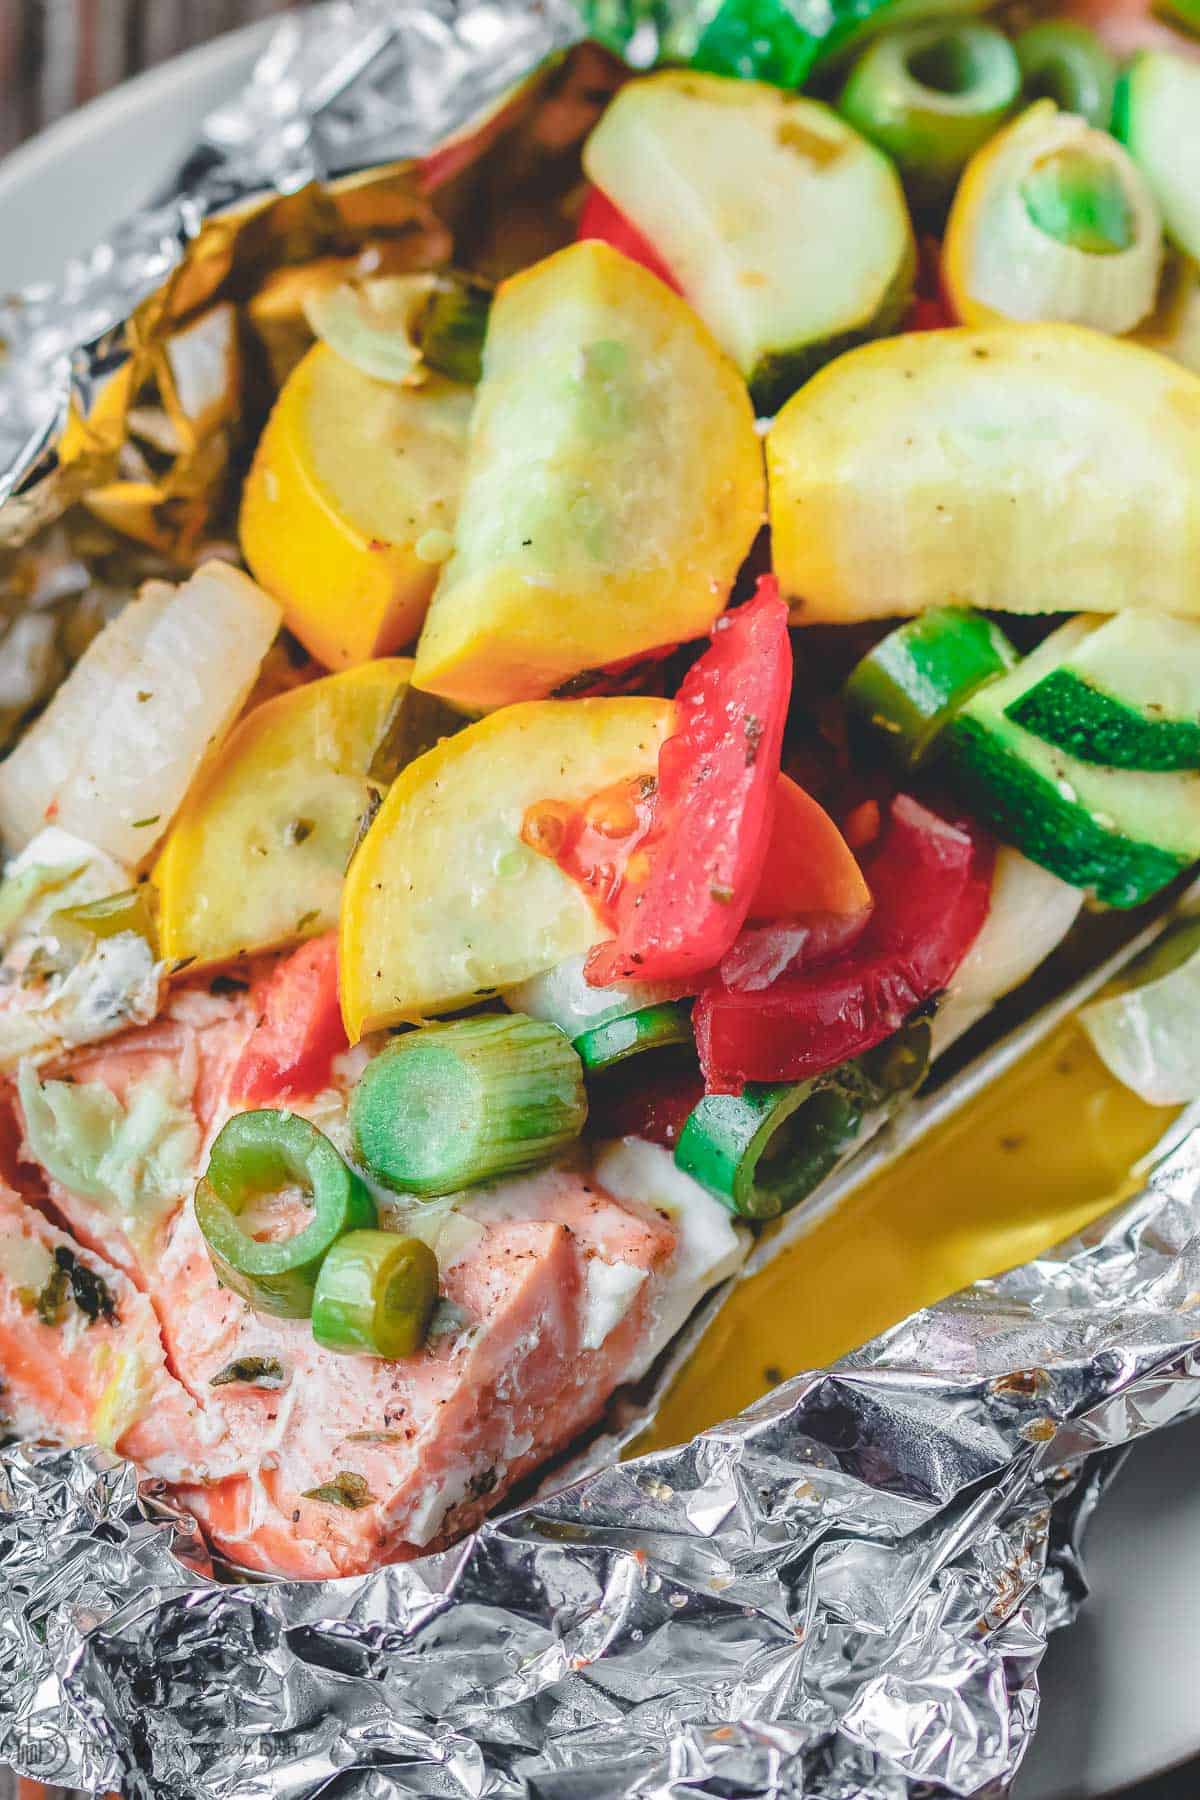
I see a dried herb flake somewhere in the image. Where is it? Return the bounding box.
[302,1471,375,1510]
[210,1356,288,1390]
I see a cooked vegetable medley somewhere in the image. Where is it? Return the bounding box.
[2,0,1199,1578]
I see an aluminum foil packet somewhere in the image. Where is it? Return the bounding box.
[4,5,1200,1798]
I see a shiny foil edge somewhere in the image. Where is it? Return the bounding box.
[4,5,1200,1799]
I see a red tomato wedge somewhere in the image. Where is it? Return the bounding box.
[576,186,683,293]
[229,931,349,1106]
[586,578,792,987]
[695,796,994,1091]
[750,775,872,923]
[906,237,956,331]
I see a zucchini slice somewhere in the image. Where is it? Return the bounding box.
[767,325,1200,625]
[582,72,915,413]
[943,101,1162,335]
[1006,612,1200,770]
[844,605,1016,768]
[946,624,1200,906]
[1115,50,1200,264]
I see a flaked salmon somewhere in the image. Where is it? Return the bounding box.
[0,975,745,1577]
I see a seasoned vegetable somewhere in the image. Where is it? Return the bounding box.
[1080,918,1200,1103]
[838,21,1021,207]
[767,326,1200,624]
[155,659,406,968]
[844,606,1017,768]
[946,627,1200,905]
[311,1229,439,1358]
[1005,613,1200,770]
[410,242,764,710]
[943,102,1162,333]
[576,185,682,293]
[503,953,693,1038]
[195,1110,376,1318]
[1115,50,1200,262]
[694,797,992,1089]
[339,697,674,1034]
[583,73,915,411]
[240,343,472,670]
[748,774,872,922]
[304,272,492,388]
[228,933,348,1106]
[574,1002,693,1072]
[49,886,157,955]
[349,1015,587,1197]
[586,582,791,987]
[1014,20,1116,128]
[677,0,990,90]
[676,1019,930,1218]
[679,1079,843,1220]
[0,564,280,865]
[933,846,1084,1048]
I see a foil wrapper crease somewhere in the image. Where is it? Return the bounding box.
[3,5,1200,1797]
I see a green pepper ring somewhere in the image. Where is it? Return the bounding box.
[196,1109,377,1319]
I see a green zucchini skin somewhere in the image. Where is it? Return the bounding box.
[746,235,916,415]
[946,713,1188,907]
[844,604,1016,769]
[1008,668,1200,771]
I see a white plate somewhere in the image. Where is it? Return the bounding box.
[1,24,1198,1799]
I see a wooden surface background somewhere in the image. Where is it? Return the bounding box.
[0,0,298,154]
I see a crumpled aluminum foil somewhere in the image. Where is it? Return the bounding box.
[5,6,1200,1798]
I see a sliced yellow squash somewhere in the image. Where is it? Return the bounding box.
[768,323,1200,624]
[155,659,407,968]
[239,343,472,671]
[410,241,764,712]
[339,696,674,1037]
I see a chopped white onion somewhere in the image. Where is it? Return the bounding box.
[304,275,436,386]
[0,562,281,866]
[932,848,1083,1055]
[502,952,693,1037]
[1081,922,1200,1105]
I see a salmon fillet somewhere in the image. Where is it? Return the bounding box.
[0,983,730,1578]
[0,1180,238,1483]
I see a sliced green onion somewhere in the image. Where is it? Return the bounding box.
[676,1080,867,1220]
[1020,147,1135,255]
[311,1228,439,1358]
[49,886,157,954]
[503,954,692,1039]
[196,1110,376,1318]
[349,1014,587,1198]
[366,682,464,786]
[845,607,1017,769]
[1080,918,1200,1104]
[574,1002,693,1073]
[304,272,492,390]
[1153,0,1200,39]
[419,276,493,385]
[1015,21,1117,130]
[675,1020,931,1220]
[945,101,1163,334]
[838,22,1022,208]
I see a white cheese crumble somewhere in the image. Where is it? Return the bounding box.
[580,1256,648,1351]
[593,1138,750,1378]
